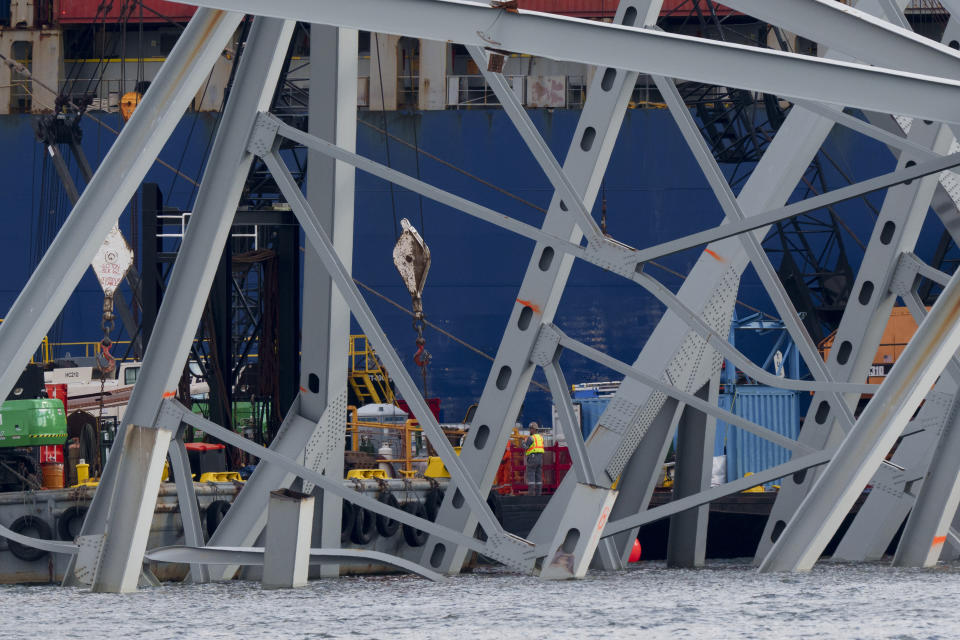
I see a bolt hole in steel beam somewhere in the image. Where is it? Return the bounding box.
[951,40,959,50]
[815,401,831,425]
[904,160,918,185]
[793,469,807,485]
[517,306,534,331]
[559,200,568,211]
[859,281,875,305]
[562,528,581,554]
[601,68,616,91]
[452,489,464,509]
[538,246,554,271]
[771,520,787,543]
[580,127,597,152]
[473,424,490,449]
[496,366,512,390]
[836,341,853,365]
[308,373,320,393]
[430,543,446,568]
[881,221,897,245]
[622,5,638,26]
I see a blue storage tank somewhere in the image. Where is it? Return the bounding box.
[717,386,800,485]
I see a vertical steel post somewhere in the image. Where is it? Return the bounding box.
[666,378,718,568]
[262,489,315,589]
[300,24,358,578]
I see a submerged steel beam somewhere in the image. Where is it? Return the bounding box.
[760,265,960,572]
[187,0,960,123]
[81,16,292,592]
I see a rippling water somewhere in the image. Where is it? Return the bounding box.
[2,560,958,639]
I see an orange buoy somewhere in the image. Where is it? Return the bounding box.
[628,539,642,563]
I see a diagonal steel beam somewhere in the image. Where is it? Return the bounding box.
[760,264,960,572]
[0,7,242,408]
[602,449,835,538]
[654,74,854,430]
[552,326,813,455]
[630,150,960,264]
[722,0,960,83]
[543,360,596,486]
[258,140,505,538]
[466,45,603,244]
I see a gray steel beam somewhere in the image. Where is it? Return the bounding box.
[0,7,241,411]
[756,115,957,565]
[276,109,883,398]
[186,0,960,123]
[892,291,960,567]
[167,435,209,583]
[722,0,960,82]
[552,326,812,455]
[91,407,178,592]
[299,23,357,579]
[810,11,960,563]
[602,449,835,538]
[76,16,292,591]
[543,360,596,486]
[630,150,960,264]
[759,265,960,572]
[666,379,717,568]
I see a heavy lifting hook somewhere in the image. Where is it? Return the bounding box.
[393,218,432,397]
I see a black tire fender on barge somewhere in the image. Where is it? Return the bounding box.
[401,501,428,547]
[56,506,88,541]
[340,500,356,544]
[375,492,400,537]
[205,500,231,538]
[7,515,52,562]
[425,486,445,522]
[350,507,377,545]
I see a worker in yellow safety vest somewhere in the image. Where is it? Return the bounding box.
[524,423,545,496]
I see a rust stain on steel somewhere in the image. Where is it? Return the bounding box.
[161,10,228,109]
[516,298,541,313]
[704,248,725,262]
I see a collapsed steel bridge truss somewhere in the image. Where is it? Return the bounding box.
[4,0,960,591]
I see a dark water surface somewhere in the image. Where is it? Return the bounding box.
[1,560,957,639]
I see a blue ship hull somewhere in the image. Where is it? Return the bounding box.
[0,108,934,423]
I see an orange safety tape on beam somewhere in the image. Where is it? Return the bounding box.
[162,391,176,399]
[516,298,541,314]
[932,535,947,547]
[704,248,726,263]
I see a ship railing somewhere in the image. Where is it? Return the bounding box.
[446,74,526,108]
[347,405,426,478]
